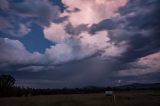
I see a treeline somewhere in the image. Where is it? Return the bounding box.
[0,86,105,97]
[0,74,160,97]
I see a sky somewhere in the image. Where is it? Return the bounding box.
[0,0,160,88]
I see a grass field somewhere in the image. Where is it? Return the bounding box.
[0,91,160,106]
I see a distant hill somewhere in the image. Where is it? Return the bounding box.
[116,83,160,90]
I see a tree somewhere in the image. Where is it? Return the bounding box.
[0,74,15,89]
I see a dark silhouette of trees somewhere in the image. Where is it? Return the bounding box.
[0,74,15,89]
[0,74,15,97]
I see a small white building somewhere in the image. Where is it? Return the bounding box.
[105,91,113,96]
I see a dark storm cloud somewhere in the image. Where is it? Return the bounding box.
[90,19,117,34]
[10,0,61,26]
[119,0,160,33]
[0,0,66,37]
[4,56,160,88]
[0,21,32,37]
[112,0,160,77]
[0,57,124,88]
[0,16,12,30]
[0,0,9,10]
[90,0,160,62]
[119,0,160,62]
[87,0,160,79]
[0,0,160,88]
[64,23,88,35]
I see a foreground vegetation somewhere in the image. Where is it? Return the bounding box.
[0,91,160,106]
[0,75,160,106]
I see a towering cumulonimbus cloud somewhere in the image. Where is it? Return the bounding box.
[42,0,129,64]
[1,0,160,87]
[61,0,128,25]
[0,0,130,66]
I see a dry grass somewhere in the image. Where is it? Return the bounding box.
[0,91,160,106]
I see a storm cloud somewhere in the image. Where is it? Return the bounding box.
[0,0,65,37]
[0,0,160,88]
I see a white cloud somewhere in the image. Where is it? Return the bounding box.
[44,22,70,43]
[43,20,128,64]
[102,41,129,57]
[78,31,109,58]
[44,31,110,64]
[62,0,128,26]
[0,38,42,65]
[45,43,73,64]
[42,0,129,64]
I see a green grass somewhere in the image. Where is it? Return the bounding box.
[0,91,160,106]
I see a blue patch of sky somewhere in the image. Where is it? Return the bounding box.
[18,23,53,53]
[0,23,53,53]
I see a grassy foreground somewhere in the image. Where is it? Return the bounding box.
[0,91,160,106]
